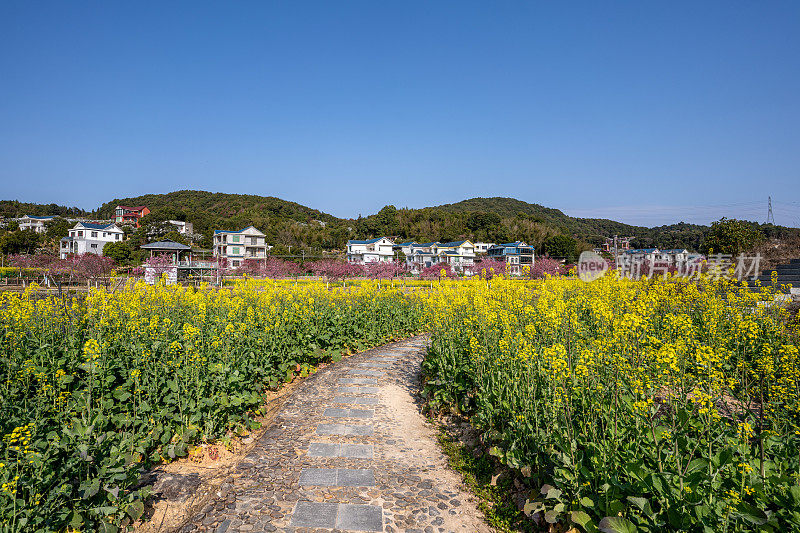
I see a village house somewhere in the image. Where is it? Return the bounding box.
[473,242,495,255]
[346,237,395,264]
[405,240,476,272]
[623,248,660,263]
[168,220,194,235]
[114,205,150,227]
[487,242,535,275]
[393,241,417,257]
[405,242,439,270]
[60,221,124,259]
[212,226,269,268]
[660,248,690,264]
[17,215,55,233]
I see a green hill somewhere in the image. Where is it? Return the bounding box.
[97,190,349,250]
[4,192,797,255]
[0,200,89,219]
[354,197,713,251]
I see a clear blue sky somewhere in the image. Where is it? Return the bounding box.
[1,1,799,226]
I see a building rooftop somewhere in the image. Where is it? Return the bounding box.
[76,222,119,230]
[141,240,192,251]
[347,237,390,245]
[213,225,262,235]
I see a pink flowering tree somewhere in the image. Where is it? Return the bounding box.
[469,259,507,279]
[307,259,364,280]
[420,262,456,280]
[531,257,562,279]
[365,261,406,280]
[264,257,303,278]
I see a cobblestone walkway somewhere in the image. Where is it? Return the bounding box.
[186,336,489,533]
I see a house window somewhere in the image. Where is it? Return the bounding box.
[232,260,240,267]
[91,244,98,249]
[232,236,240,243]
[232,247,240,255]
[115,234,120,240]
[91,231,98,238]
[78,231,83,237]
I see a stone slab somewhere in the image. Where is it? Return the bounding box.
[298,468,375,487]
[307,442,373,458]
[323,407,373,419]
[338,378,378,385]
[290,501,338,528]
[348,369,384,377]
[333,396,379,405]
[337,468,375,487]
[316,423,374,436]
[337,386,380,394]
[298,468,338,486]
[336,503,383,531]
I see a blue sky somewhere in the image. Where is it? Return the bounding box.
[1,1,799,227]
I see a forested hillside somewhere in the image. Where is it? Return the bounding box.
[4,192,798,255]
[97,190,351,251]
[0,200,89,219]
[354,198,712,251]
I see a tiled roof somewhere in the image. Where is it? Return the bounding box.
[625,248,659,254]
[25,215,55,220]
[214,225,262,235]
[439,240,471,247]
[141,240,192,250]
[77,222,119,230]
[348,237,390,245]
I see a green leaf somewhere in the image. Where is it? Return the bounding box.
[98,522,118,533]
[79,478,100,499]
[626,495,653,517]
[685,458,709,474]
[733,501,768,525]
[598,516,637,533]
[126,500,145,521]
[545,509,560,524]
[572,510,597,532]
[523,499,544,517]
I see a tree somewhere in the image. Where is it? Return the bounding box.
[702,218,765,255]
[45,217,71,239]
[103,241,134,265]
[0,229,41,255]
[542,234,578,262]
[466,211,501,232]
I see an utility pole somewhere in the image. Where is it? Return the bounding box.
[767,196,775,224]
[613,235,618,268]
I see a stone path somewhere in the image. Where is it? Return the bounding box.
[184,336,490,533]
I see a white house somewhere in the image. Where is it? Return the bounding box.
[473,242,495,255]
[405,240,476,273]
[346,237,395,263]
[168,220,194,235]
[406,242,439,271]
[487,242,536,275]
[213,226,269,268]
[18,215,56,233]
[660,248,689,264]
[436,240,476,272]
[394,241,417,257]
[623,248,660,263]
[60,222,125,259]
